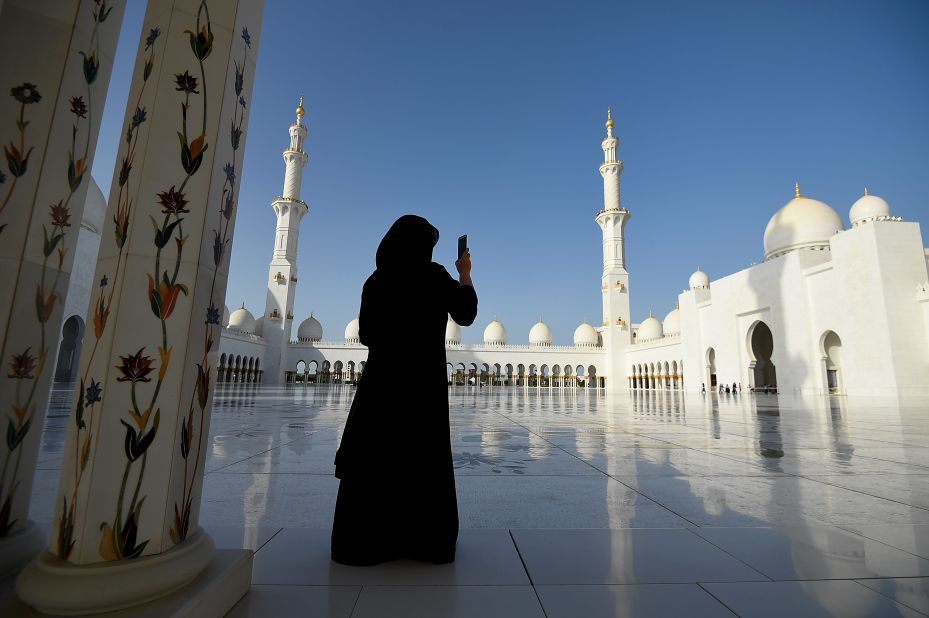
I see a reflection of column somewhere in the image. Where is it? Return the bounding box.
[17,1,265,614]
[0,0,124,575]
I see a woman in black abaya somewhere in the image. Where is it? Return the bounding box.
[331,215,478,565]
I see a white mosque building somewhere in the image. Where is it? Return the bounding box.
[57,105,929,396]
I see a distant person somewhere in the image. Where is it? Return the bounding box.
[732,382,737,394]
[701,383,706,394]
[331,215,478,566]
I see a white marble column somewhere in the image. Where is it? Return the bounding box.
[16,0,265,614]
[0,0,124,576]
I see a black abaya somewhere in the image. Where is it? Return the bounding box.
[332,216,477,566]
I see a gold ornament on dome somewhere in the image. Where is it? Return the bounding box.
[605,107,614,129]
[296,93,305,118]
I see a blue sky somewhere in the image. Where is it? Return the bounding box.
[93,0,929,344]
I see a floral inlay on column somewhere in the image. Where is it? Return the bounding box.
[171,21,252,546]
[55,17,161,561]
[1,0,116,541]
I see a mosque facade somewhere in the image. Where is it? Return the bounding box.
[61,107,929,397]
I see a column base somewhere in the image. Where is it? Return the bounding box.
[15,528,246,616]
[0,520,47,578]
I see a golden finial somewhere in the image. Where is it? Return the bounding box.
[605,107,614,130]
[794,182,801,199]
[296,93,305,118]
[863,187,869,196]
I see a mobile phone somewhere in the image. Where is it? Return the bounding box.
[457,234,468,259]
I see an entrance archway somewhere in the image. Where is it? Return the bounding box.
[54,315,84,382]
[748,321,777,389]
[706,348,717,388]
[821,330,843,394]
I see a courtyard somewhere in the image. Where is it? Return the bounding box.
[10,383,929,616]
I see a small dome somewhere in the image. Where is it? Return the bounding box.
[445,316,461,344]
[689,268,709,290]
[663,307,681,335]
[254,316,265,337]
[222,304,230,327]
[763,185,843,260]
[638,311,663,341]
[483,318,507,346]
[573,321,599,347]
[344,316,360,343]
[81,176,106,234]
[529,319,552,347]
[228,304,256,334]
[849,189,890,226]
[297,313,322,342]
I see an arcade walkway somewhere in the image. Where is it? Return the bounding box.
[5,384,929,616]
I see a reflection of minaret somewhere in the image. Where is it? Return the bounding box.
[595,109,632,389]
[263,96,310,384]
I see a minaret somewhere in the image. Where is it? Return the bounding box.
[263,96,310,384]
[594,109,632,388]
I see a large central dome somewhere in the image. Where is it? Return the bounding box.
[763,185,843,260]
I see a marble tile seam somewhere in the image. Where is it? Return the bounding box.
[695,582,750,617]
[851,578,929,617]
[673,529,775,583]
[790,473,929,513]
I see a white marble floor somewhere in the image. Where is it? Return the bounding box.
[14,384,929,616]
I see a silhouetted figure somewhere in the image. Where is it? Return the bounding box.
[331,215,478,566]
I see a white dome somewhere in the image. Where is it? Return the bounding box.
[81,176,106,234]
[663,307,681,335]
[483,318,507,346]
[222,304,230,327]
[297,313,322,342]
[689,268,709,290]
[849,190,890,226]
[763,186,843,260]
[344,317,360,343]
[638,312,663,341]
[573,321,599,347]
[445,317,461,344]
[253,316,264,337]
[529,319,552,347]
[227,305,255,334]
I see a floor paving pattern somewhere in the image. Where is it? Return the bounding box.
[5,383,929,616]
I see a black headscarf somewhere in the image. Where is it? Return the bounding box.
[375,215,439,269]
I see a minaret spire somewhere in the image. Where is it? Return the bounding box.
[595,107,632,344]
[263,96,311,383]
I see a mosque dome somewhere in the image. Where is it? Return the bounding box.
[573,321,599,347]
[689,268,709,290]
[228,305,256,334]
[483,318,507,346]
[529,319,552,347]
[445,316,461,344]
[638,312,663,341]
[81,176,106,234]
[763,184,843,260]
[663,307,681,335]
[297,313,322,342]
[222,304,230,328]
[849,189,891,226]
[253,316,264,337]
[344,317,360,343]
